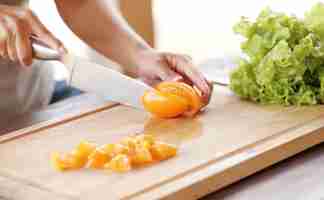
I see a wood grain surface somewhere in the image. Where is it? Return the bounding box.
[0,93,117,144]
[203,142,324,200]
[1,86,324,200]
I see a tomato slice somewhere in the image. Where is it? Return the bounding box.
[51,152,76,171]
[105,154,132,173]
[150,142,177,161]
[87,149,110,169]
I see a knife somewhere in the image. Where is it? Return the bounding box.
[198,57,238,86]
[33,43,154,110]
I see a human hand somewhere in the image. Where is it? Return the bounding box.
[131,50,213,106]
[0,5,65,66]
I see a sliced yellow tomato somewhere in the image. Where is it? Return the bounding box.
[87,149,110,169]
[105,154,132,173]
[120,137,137,150]
[142,90,189,118]
[51,134,178,173]
[51,152,76,171]
[75,140,96,157]
[100,143,129,158]
[142,82,203,118]
[72,140,96,168]
[156,82,203,117]
[135,134,155,147]
[130,144,153,165]
[150,142,177,161]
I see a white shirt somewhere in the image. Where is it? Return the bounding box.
[0,0,56,117]
[0,60,56,117]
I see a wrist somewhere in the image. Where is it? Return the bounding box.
[126,44,155,78]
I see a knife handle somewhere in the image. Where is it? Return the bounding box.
[32,43,62,61]
[30,36,62,61]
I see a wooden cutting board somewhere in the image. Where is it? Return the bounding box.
[1,85,324,200]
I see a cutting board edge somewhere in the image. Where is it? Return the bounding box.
[0,101,119,144]
[128,117,324,200]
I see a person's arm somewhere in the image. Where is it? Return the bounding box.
[55,0,212,104]
[55,0,150,75]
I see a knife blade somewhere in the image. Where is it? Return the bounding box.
[32,44,154,110]
[198,57,238,86]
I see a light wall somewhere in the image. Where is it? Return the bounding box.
[29,0,320,70]
[154,0,319,62]
[29,0,125,78]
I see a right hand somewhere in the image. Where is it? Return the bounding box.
[0,5,65,66]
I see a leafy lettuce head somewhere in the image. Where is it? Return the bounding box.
[230,3,324,105]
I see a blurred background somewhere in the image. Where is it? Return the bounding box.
[29,0,320,79]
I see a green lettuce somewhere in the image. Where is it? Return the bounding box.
[230,3,324,105]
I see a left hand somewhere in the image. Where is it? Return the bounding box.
[130,50,213,106]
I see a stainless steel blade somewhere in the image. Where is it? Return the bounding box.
[62,54,153,110]
[199,57,238,86]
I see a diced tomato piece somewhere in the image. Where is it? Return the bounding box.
[105,154,132,173]
[87,149,110,169]
[130,144,153,165]
[150,142,177,161]
[100,143,129,158]
[51,152,75,171]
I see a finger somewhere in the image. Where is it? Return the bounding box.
[182,76,194,86]
[155,56,184,82]
[167,74,184,82]
[163,53,212,104]
[3,16,18,62]
[141,77,161,87]
[182,54,193,62]
[175,55,211,104]
[0,35,6,58]
[6,30,17,62]
[0,17,8,58]
[161,68,184,82]
[23,10,66,53]
[15,19,32,66]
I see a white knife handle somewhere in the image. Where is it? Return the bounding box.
[32,43,62,61]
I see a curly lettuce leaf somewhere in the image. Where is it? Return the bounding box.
[230,3,324,105]
[305,2,324,41]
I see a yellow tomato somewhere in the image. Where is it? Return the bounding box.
[105,154,132,173]
[130,144,153,165]
[87,149,110,169]
[150,142,177,161]
[51,152,76,171]
[142,90,189,118]
[100,143,129,158]
[72,140,96,168]
[156,82,203,117]
[142,82,203,118]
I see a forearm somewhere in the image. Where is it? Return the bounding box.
[55,0,151,74]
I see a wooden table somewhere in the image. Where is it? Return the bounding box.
[2,92,324,200]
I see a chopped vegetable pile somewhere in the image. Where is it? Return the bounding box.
[230,3,324,105]
[51,134,177,173]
